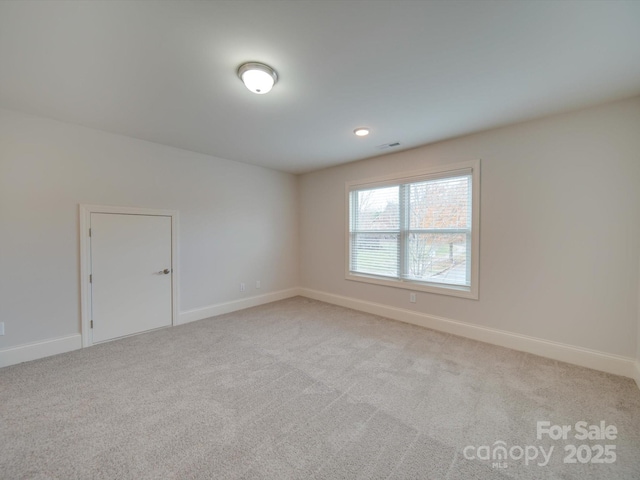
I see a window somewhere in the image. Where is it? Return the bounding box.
[346,160,479,299]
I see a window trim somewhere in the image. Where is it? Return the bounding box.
[344,159,480,300]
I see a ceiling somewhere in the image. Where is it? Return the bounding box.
[1,1,639,174]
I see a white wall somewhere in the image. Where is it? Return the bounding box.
[300,97,640,358]
[0,108,299,349]
[2,98,639,369]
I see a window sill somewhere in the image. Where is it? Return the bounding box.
[345,272,478,300]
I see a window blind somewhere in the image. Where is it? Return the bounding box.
[349,172,472,288]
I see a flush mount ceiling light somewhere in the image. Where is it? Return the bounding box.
[353,127,370,137]
[237,62,278,94]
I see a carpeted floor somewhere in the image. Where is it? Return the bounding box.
[1,297,639,479]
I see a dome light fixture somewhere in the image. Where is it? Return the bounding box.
[354,127,370,137]
[237,62,278,94]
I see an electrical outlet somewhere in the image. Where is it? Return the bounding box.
[256,280,261,289]
[240,282,245,292]
[0,322,4,335]
[409,293,416,303]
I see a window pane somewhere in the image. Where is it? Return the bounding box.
[406,233,468,285]
[354,186,399,231]
[409,176,470,230]
[347,162,478,298]
[351,233,398,277]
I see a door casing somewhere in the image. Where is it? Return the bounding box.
[79,205,179,347]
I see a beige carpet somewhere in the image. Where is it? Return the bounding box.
[1,297,639,479]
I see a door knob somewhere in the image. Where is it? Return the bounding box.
[162,268,171,275]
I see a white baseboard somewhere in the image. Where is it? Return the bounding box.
[299,288,638,381]
[0,289,301,370]
[3,289,637,391]
[178,288,301,325]
[0,334,82,368]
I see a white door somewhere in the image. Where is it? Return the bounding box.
[90,213,173,343]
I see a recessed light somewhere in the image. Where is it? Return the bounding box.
[354,128,370,137]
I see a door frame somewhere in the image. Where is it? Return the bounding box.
[79,204,179,347]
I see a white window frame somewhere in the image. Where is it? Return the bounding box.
[345,159,480,299]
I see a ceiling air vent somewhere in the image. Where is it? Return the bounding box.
[376,142,401,150]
